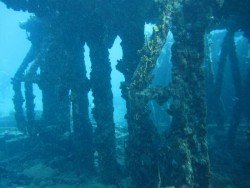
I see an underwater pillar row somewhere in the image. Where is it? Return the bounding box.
[12,46,38,133]
[11,17,46,136]
[38,29,95,173]
[88,36,117,183]
[5,0,217,187]
[167,1,210,187]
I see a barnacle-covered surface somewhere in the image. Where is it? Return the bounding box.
[124,1,170,186]
[162,1,211,187]
[0,0,250,187]
[88,34,118,183]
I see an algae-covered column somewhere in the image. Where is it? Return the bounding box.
[12,78,26,132]
[24,60,40,137]
[88,33,117,183]
[70,40,94,174]
[39,34,71,138]
[118,1,170,186]
[12,47,36,133]
[167,1,210,187]
[227,30,243,147]
[118,19,156,188]
[117,4,151,187]
[213,32,232,128]
[213,29,243,145]
[24,81,35,136]
[205,35,215,123]
[116,1,150,109]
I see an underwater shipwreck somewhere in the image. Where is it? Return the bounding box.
[0,0,250,187]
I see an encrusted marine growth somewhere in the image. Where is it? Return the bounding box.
[12,77,26,132]
[122,1,171,187]
[4,0,250,187]
[70,39,94,174]
[164,1,211,187]
[12,17,44,135]
[204,35,215,124]
[88,29,118,183]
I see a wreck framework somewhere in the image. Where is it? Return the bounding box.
[1,0,250,187]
